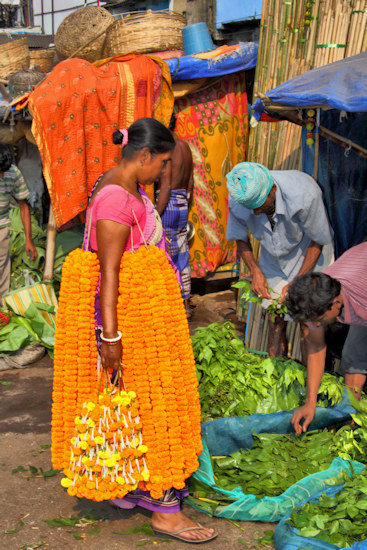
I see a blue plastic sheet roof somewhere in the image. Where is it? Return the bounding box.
[165,41,258,81]
[253,52,367,117]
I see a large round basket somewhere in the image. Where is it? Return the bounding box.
[55,6,115,62]
[0,38,29,80]
[104,10,186,57]
[8,69,45,101]
[29,49,55,72]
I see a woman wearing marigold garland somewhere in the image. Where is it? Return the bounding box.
[83,118,217,544]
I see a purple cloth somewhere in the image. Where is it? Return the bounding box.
[113,486,189,513]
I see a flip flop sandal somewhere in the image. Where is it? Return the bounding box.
[153,523,218,544]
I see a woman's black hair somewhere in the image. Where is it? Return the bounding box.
[168,112,177,132]
[112,117,175,160]
[285,272,341,322]
[0,142,13,173]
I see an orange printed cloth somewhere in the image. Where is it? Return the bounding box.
[28,55,173,227]
[174,72,249,278]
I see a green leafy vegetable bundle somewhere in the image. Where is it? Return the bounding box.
[233,279,288,321]
[187,477,238,516]
[192,322,344,421]
[9,206,84,294]
[212,430,339,498]
[0,303,55,353]
[334,392,367,463]
[287,468,367,548]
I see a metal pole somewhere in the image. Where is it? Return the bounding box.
[41,0,44,34]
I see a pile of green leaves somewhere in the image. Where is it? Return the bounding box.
[233,279,288,321]
[0,302,55,353]
[192,322,344,421]
[288,468,367,548]
[187,477,238,515]
[9,206,84,294]
[212,430,339,499]
[334,392,367,463]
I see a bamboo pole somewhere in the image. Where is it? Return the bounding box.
[43,207,57,282]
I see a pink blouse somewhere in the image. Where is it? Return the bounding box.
[86,185,147,252]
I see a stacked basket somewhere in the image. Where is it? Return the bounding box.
[0,38,29,81]
[8,69,45,101]
[29,49,55,72]
[104,9,186,57]
[55,6,115,62]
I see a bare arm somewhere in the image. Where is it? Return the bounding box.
[297,241,322,276]
[291,323,326,434]
[18,199,37,261]
[281,241,322,299]
[97,219,130,371]
[237,239,271,299]
[155,161,172,216]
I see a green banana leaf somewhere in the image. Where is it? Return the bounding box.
[0,323,30,352]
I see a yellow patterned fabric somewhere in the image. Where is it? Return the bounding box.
[174,72,249,278]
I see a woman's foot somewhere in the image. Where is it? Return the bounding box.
[151,511,217,543]
[186,308,194,320]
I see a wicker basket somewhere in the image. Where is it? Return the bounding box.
[3,281,58,328]
[0,38,29,80]
[104,9,186,57]
[55,6,115,62]
[29,49,55,72]
[8,69,45,101]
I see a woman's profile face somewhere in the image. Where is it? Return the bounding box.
[139,151,172,185]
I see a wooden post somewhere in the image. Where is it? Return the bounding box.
[43,207,57,282]
[313,108,320,182]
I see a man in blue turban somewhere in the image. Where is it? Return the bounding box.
[226,162,334,358]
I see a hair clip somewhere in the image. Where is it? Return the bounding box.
[119,128,128,147]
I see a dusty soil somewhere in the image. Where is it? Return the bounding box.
[0,290,276,550]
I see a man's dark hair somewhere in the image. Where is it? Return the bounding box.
[0,142,13,173]
[285,272,341,322]
[112,117,175,160]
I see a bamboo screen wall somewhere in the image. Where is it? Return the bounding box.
[249,0,367,170]
[240,0,367,352]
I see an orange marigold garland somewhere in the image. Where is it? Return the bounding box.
[118,246,202,499]
[52,244,202,501]
[52,249,100,469]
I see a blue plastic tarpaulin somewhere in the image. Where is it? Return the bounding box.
[252,52,367,120]
[165,41,258,81]
[186,391,358,522]
[275,481,367,550]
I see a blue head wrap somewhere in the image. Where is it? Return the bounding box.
[226,162,273,209]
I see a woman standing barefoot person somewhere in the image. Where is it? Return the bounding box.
[83,118,217,544]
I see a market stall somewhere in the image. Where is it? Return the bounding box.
[252,51,367,258]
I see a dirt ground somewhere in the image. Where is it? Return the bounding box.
[0,289,276,550]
